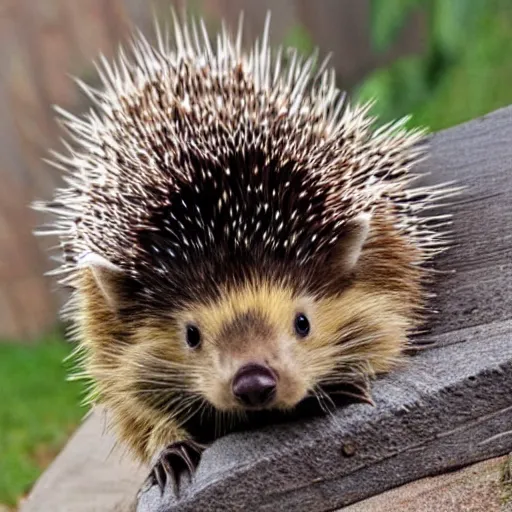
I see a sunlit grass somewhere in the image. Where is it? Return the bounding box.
[0,332,84,507]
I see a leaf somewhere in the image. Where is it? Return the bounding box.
[370,0,424,52]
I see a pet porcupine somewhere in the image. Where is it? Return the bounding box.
[36,12,456,492]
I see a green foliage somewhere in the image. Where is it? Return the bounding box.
[0,335,84,506]
[370,0,423,52]
[357,56,429,125]
[429,0,486,58]
[360,0,512,131]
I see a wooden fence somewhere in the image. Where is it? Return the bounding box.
[0,0,423,340]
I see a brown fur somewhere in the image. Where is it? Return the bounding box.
[33,13,457,478]
[76,209,423,463]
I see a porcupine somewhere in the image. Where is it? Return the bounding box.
[35,11,457,493]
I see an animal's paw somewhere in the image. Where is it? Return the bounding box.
[143,440,204,497]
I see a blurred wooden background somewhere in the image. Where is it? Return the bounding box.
[0,0,423,341]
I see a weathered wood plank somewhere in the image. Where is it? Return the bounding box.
[136,106,512,511]
[20,408,147,512]
[342,455,512,512]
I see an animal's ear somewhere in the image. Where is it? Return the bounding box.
[333,212,371,274]
[78,252,124,310]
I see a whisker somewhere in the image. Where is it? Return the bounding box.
[315,385,336,414]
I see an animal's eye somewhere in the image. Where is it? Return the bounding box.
[294,313,310,338]
[186,324,201,349]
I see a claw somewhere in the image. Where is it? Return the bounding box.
[145,439,205,497]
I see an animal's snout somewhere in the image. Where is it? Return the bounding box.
[232,363,277,407]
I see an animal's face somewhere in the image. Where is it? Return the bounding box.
[129,279,411,415]
[175,284,317,411]
[79,211,420,429]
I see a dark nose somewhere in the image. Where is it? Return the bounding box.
[232,363,277,407]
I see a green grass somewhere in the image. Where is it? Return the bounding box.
[0,333,84,507]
